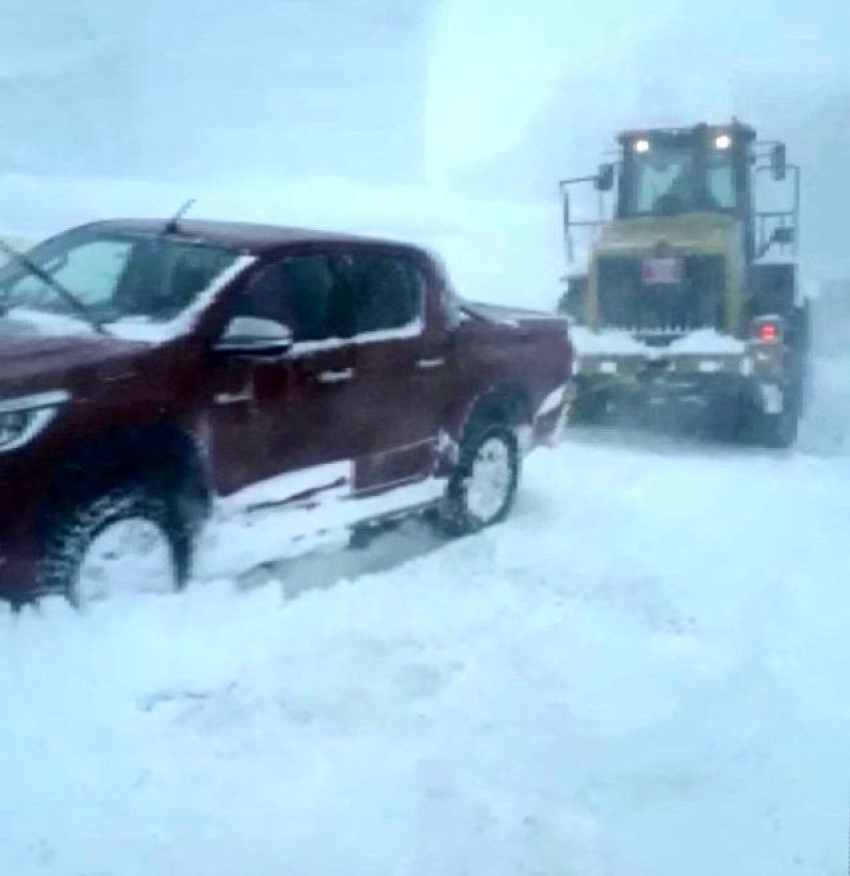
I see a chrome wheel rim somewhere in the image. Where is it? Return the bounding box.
[76,517,177,602]
[466,437,512,523]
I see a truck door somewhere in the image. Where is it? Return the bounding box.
[341,248,450,493]
[208,252,360,506]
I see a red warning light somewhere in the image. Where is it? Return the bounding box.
[755,321,780,342]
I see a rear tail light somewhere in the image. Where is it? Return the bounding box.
[751,317,782,343]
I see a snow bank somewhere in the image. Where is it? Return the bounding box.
[2,420,849,875]
[2,180,849,876]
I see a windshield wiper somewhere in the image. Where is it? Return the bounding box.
[0,237,109,334]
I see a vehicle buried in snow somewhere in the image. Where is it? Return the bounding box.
[0,219,572,605]
[558,120,809,447]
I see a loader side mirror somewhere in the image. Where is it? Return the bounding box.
[770,143,787,181]
[595,163,615,192]
[771,226,794,246]
[561,190,574,262]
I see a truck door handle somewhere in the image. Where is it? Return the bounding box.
[317,368,354,384]
[416,357,445,370]
[214,387,254,405]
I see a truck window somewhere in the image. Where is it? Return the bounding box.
[236,254,339,342]
[345,252,422,336]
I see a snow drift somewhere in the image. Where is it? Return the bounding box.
[2,372,849,875]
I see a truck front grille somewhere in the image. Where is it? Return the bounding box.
[596,255,725,335]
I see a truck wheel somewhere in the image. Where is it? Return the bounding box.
[38,485,191,606]
[435,424,519,536]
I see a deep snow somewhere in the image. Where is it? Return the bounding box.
[1,351,848,876]
[1,175,848,875]
[3,1,850,869]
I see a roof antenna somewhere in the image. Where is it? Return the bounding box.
[163,198,196,234]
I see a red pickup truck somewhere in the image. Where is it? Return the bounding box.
[0,220,572,605]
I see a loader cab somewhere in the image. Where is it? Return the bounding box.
[558,121,800,332]
[617,124,755,221]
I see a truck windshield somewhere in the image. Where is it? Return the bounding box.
[0,227,239,326]
[625,139,736,215]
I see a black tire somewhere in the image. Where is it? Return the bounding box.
[748,354,805,449]
[37,484,192,606]
[434,422,520,537]
[705,393,744,443]
[569,385,610,425]
[750,405,800,449]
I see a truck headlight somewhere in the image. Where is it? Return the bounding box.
[0,390,69,452]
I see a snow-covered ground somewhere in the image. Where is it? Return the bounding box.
[2,349,848,875]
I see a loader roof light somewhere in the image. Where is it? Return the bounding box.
[634,139,650,153]
[714,133,732,150]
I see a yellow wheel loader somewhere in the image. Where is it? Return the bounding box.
[558,121,809,447]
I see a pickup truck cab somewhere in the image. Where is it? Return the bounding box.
[0,219,572,605]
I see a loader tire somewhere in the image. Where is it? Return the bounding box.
[569,385,610,425]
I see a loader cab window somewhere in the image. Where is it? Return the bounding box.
[621,133,740,217]
[629,140,698,216]
[705,149,736,210]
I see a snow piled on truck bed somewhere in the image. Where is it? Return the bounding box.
[2,358,849,875]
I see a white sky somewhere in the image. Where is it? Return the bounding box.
[0,0,848,277]
[427,0,850,178]
[425,0,850,275]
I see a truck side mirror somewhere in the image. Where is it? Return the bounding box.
[595,163,615,192]
[215,316,294,355]
[770,143,787,181]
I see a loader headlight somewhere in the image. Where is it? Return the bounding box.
[634,139,650,154]
[0,390,69,452]
[714,133,732,150]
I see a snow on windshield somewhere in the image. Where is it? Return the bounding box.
[0,240,255,343]
[0,228,243,337]
[106,254,256,343]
